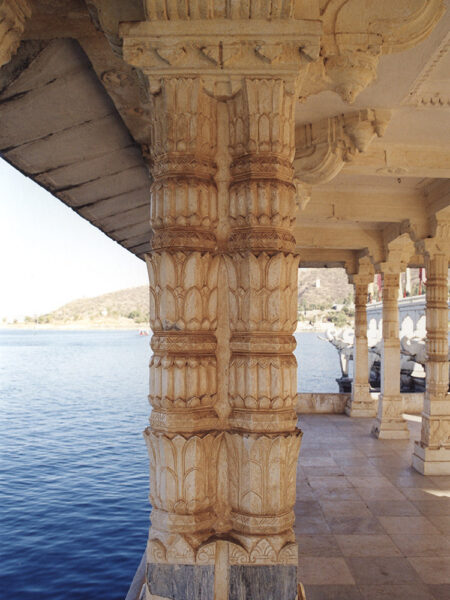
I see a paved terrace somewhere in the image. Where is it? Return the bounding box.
[296,415,450,600]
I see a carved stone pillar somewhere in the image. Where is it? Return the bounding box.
[372,272,410,439]
[413,251,450,475]
[223,77,301,598]
[143,77,224,596]
[346,278,376,417]
[121,69,305,600]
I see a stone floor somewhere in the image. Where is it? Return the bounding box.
[296,414,450,600]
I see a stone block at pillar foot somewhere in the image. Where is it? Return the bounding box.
[229,565,298,600]
[412,442,450,475]
[371,419,410,439]
[345,402,377,418]
[147,563,214,599]
[146,562,300,600]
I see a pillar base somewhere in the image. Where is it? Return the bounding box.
[346,389,377,418]
[145,538,301,600]
[412,442,450,475]
[371,418,410,439]
[145,562,300,600]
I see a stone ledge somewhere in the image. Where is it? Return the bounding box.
[296,392,424,415]
[296,393,349,414]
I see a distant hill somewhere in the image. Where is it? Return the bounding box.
[35,286,149,327]
[32,268,353,327]
[298,268,353,308]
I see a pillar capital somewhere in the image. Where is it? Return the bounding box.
[120,16,321,99]
[417,217,450,260]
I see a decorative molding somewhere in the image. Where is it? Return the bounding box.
[224,251,299,333]
[404,31,450,108]
[0,0,31,67]
[145,430,221,524]
[146,251,220,333]
[226,431,302,534]
[121,19,321,83]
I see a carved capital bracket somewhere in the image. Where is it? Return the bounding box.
[120,18,321,90]
[0,0,31,68]
[301,0,445,103]
[294,109,391,186]
[416,216,450,260]
[348,256,374,287]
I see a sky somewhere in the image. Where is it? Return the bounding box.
[0,158,148,320]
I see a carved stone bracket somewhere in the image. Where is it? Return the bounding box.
[301,0,446,103]
[294,109,391,185]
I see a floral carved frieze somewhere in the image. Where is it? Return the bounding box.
[226,431,302,534]
[149,354,217,410]
[0,0,31,68]
[229,355,297,411]
[224,252,299,333]
[146,251,219,332]
[145,430,221,521]
[294,109,391,185]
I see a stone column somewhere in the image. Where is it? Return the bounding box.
[413,250,450,474]
[372,271,410,439]
[346,277,376,417]
[143,77,223,596]
[121,13,322,599]
[223,77,301,597]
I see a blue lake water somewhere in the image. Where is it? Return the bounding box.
[0,330,341,600]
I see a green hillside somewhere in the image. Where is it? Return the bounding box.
[34,286,149,327]
[32,268,354,328]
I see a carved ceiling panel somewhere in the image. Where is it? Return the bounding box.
[404,31,450,108]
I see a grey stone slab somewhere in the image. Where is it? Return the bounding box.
[229,565,297,600]
[147,563,214,600]
[4,114,132,173]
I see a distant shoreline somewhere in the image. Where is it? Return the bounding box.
[0,323,149,332]
[1,321,335,333]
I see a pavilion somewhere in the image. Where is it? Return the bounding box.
[1,1,449,598]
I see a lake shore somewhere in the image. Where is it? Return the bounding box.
[1,320,336,333]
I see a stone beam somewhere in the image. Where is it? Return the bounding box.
[299,249,358,272]
[297,190,428,225]
[294,224,385,261]
[344,143,450,179]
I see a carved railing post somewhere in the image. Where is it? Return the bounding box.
[371,271,410,439]
[346,270,376,417]
[413,232,450,474]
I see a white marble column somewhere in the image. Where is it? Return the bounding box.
[346,278,376,417]
[413,251,450,474]
[372,272,410,439]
